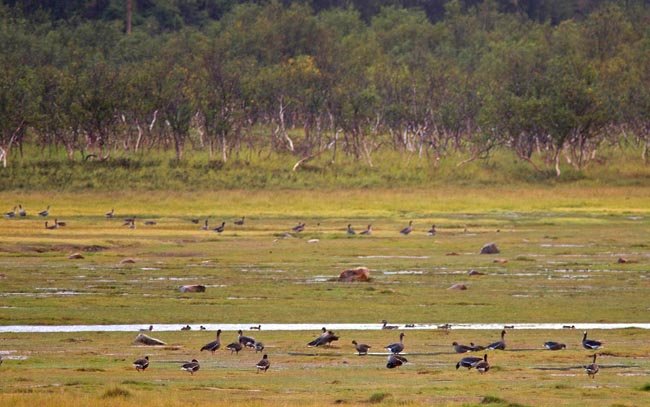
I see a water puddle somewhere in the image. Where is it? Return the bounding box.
[1,322,649,333]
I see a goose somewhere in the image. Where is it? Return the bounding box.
[254,342,265,353]
[18,205,26,217]
[213,222,226,233]
[291,222,305,233]
[582,331,602,350]
[474,354,490,373]
[386,354,408,369]
[469,342,485,351]
[144,220,157,226]
[307,327,328,347]
[400,221,413,235]
[180,359,200,375]
[38,205,50,217]
[200,219,209,231]
[347,224,356,235]
[256,354,270,373]
[123,216,136,226]
[226,341,243,354]
[360,224,372,235]
[200,329,222,353]
[238,330,256,347]
[181,325,191,331]
[544,341,566,351]
[486,330,506,350]
[316,330,340,347]
[45,221,58,230]
[385,332,405,354]
[5,206,16,218]
[250,325,261,330]
[456,355,483,369]
[427,224,436,236]
[381,320,398,330]
[133,355,149,372]
[584,354,599,378]
[352,340,371,355]
[56,220,67,227]
[234,217,245,226]
[191,218,200,224]
[200,326,206,330]
[105,208,114,218]
[453,342,474,353]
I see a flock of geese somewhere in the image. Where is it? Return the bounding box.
[131,327,603,378]
[4,204,438,236]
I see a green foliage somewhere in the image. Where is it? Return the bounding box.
[101,386,131,399]
[368,392,391,403]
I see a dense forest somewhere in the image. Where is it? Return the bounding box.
[1,0,649,177]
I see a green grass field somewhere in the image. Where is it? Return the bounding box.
[1,187,649,406]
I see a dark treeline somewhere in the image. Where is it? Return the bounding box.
[1,0,649,175]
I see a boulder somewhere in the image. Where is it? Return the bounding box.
[179,284,206,293]
[339,267,371,282]
[480,243,500,254]
[134,333,166,346]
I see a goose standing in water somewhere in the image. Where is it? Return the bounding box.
[584,354,599,378]
[181,359,200,375]
[386,354,407,369]
[487,330,506,350]
[38,205,50,217]
[213,221,226,233]
[453,342,474,353]
[347,224,356,235]
[360,224,372,235]
[544,341,566,351]
[427,224,436,236]
[385,332,405,354]
[256,354,270,373]
[234,216,245,226]
[582,331,602,350]
[133,356,149,372]
[456,355,483,369]
[400,221,413,235]
[381,320,398,330]
[352,340,371,355]
[200,329,222,353]
[474,354,490,373]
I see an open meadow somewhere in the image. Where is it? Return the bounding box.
[1,187,649,406]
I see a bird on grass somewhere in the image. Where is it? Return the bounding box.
[456,355,483,369]
[105,208,114,218]
[254,342,265,353]
[385,333,405,354]
[582,331,602,350]
[307,327,328,347]
[200,329,222,354]
[213,221,226,233]
[474,354,490,374]
[347,224,356,235]
[386,354,407,369]
[38,205,50,217]
[200,219,209,231]
[308,329,339,347]
[291,222,305,233]
[487,330,506,350]
[400,221,413,235]
[234,217,245,226]
[133,356,149,372]
[453,342,474,353]
[238,330,256,348]
[256,354,270,373]
[144,220,156,225]
[381,320,398,330]
[427,224,436,236]
[181,359,200,375]
[18,205,26,217]
[584,354,599,378]
[544,341,566,351]
[352,340,371,355]
[360,224,372,235]
[4,206,16,218]
[45,221,58,230]
[226,341,243,355]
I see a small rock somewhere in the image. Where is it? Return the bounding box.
[493,258,508,264]
[120,258,136,264]
[448,283,467,290]
[480,243,500,254]
[339,267,371,282]
[307,239,320,244]
[134,333,166,346]
[467,270,485,276]
[179,284,206,293]
[617,257,635,264]
[68,253,84,259]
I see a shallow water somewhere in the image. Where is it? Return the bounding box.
[1,322,649,333]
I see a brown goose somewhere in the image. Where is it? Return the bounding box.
[256,354,270,373]
[200,329,222,353]
[105,208,114,218]
[582,331,602,350]
[238,329,256,347]
[254,342,265,353]
[226,341,243,354]
[386,354,408,369]
[38,205,50,217]
[381,320,398,330]
[5,206,16,218]
[486,330,506,350]
[307,327,328,347]
[181,359,200,375]
[385,333,405,354]
[474,354,490,373]
[453,342,473,353]
[18,205,26,217]
[234,217,245,226]
[456,355,483,369]
[250,325,261,330]
[352,340,371,355]
[200,219,209,231]
[45,221,58,230]
[585,354,599,378]
[360,224,372,235]
[469,342,485,351]
[400,221,413,235]
[427,224,436,236]
[347,224,356,235]
[317,330,340,347]
[292,222,305,233]
[213,221,226,233]
[544,341,566,351]
[133,356,149,372]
